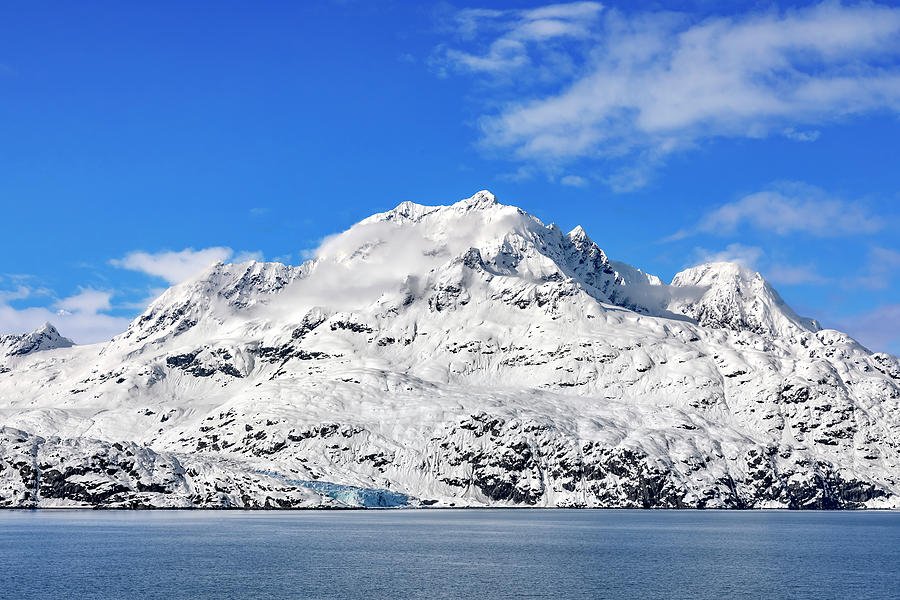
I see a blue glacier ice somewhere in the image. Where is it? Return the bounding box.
[256,471,411,507]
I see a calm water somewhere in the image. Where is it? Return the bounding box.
[1,509,898,599]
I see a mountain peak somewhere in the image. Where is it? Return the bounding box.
[1,322,75,358]
[669,261,819,337]
[568,225,588,239]
[362,191,502,227]
[36,322,60,335]
[567,225,595,252]
[454,190,497,210]
[675,261,759,284]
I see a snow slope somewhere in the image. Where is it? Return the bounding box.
[1,190,899,509]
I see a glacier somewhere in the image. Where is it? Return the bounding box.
[1,190,899,509]
[256,470,412,507]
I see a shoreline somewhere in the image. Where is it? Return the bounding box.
[2,505,898,512]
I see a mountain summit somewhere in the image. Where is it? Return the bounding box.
[1,322,74,359]
[1,191,898,509]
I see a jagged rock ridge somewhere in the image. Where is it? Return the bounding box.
[1,323,74,359]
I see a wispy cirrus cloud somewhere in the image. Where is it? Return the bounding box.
[0,285,36,303]
[435,2,900,188]
[783,128,821,142]
[453,1,604,40]
[560,174,588,187]
[834,303,900,354]
[668,182,884,240]
[433,2,603,79]
[765,263,830,286]
[110,247,262,285]
[853,246,900,290]
[0,275,52,303]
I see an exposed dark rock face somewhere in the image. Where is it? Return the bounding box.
[166,349,244,378]
[0,407,894,509]
[0,323,74,358]
[0,428,332,509]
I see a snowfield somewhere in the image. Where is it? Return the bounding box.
[1,190,899,509]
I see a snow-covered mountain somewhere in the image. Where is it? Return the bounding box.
[0,322,73,360]
[2,190,899,509]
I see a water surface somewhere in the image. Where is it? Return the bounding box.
[1,509,897,599]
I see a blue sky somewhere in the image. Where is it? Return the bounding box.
[1,1,899,353]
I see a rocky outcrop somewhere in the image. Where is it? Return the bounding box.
[0,323,74,359]
[0,428,337,509]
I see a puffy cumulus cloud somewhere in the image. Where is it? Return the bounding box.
[0,245,273,344]
[436,2,900,187]
[110,247,262,284]
[54,288,112,314]
[669,182,884,240]
[688,244,834,286]
[0,287,130,345]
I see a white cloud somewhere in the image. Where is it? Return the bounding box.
[854,246,900,289]
[690,243,764,269]
[497,165,537,182]
[0,285,34,302]
[118,288,167,310]
[0,287,131,345]
[0,276,53,303]
[560,174,588,187]
[454,2,603,43]
[688,242,832,285]
[0,305,129,345]
[438,2,603,76]
[765,263,830,285]
[671,182,883,239]
[445,39,530,73]
[872,246,900,266]
[783,128,821,142]
[438,2,900,186]
[110,246,261,285]
[835,303,900,354]
[233,250,264,263]
[2,247,266,344]
[54,288,113,314]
